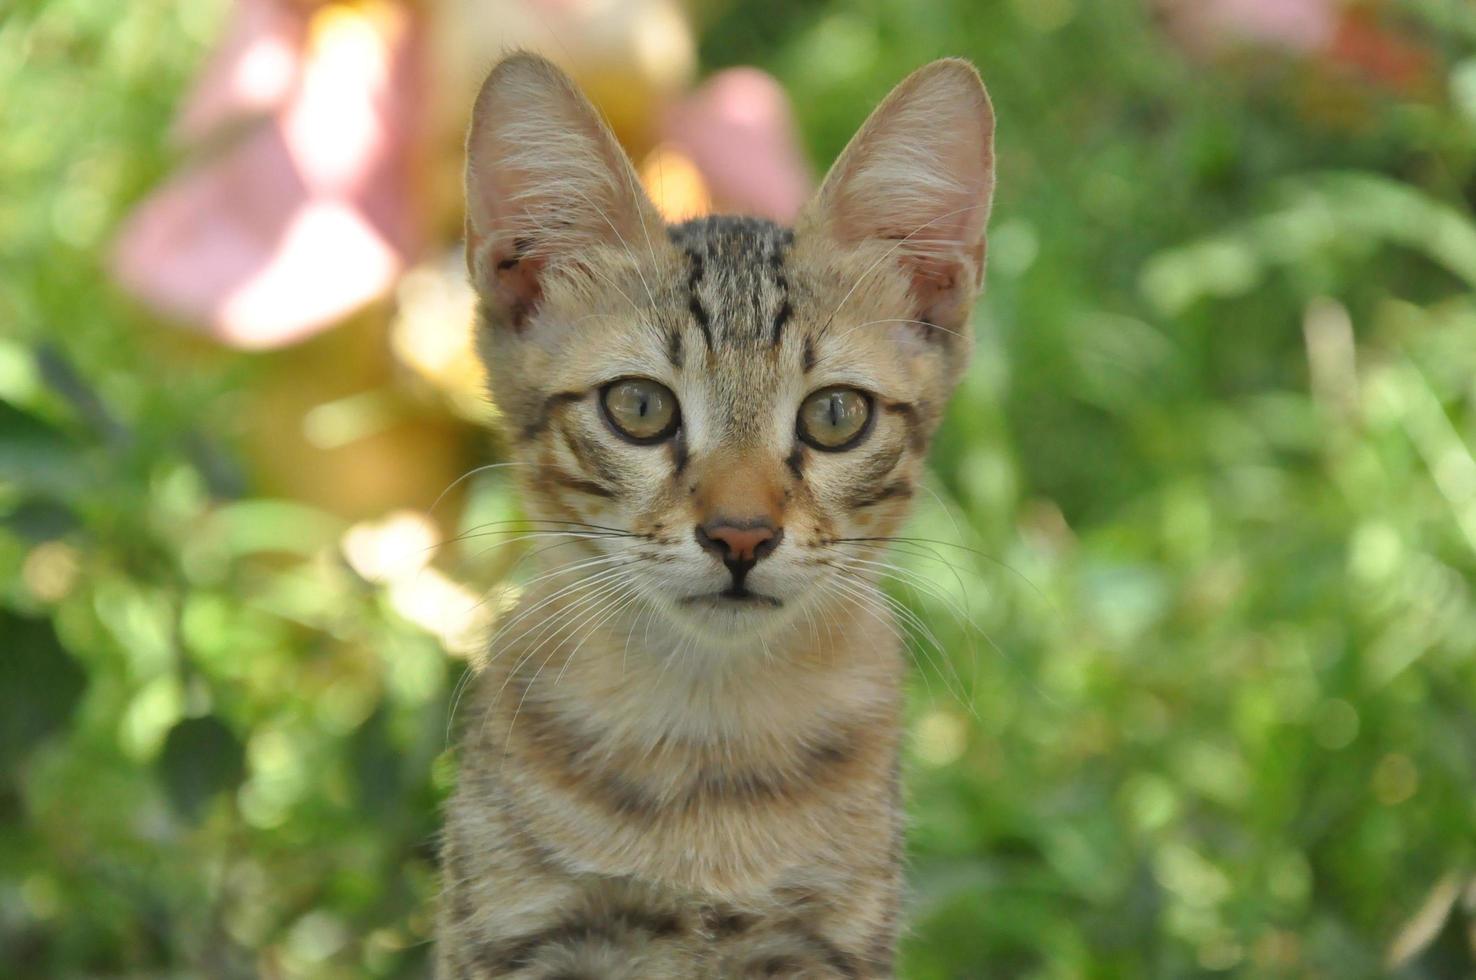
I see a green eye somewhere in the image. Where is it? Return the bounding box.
[797,386,873,451]
[600,378,680,443]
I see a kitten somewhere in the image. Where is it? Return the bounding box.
[438,53,994,979]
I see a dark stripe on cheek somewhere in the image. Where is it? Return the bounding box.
[669,428,688,477]
[883,400,926,452]
[520,389,585,441]
[550,472,616,499]
[802,335,817,373]
[559,421,592,470]
[666,329,683,368]
[559,421,622,486]
[785,445,805,481]
[852,479,912,509]
[839,441,906,507]
[860,442,904,485]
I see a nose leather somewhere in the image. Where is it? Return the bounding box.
[695,519,783,590]
[699,523,777,562]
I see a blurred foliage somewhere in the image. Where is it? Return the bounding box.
[4,0,1476,978]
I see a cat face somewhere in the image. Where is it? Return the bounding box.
[464,55,994,642]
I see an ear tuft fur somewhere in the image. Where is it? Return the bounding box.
[806,58,996,333]
[464,53,659,329]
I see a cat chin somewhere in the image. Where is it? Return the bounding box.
[655,591,800,647]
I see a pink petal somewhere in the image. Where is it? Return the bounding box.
[664,68,812,224]
[112,6,422,349]
[110,125,404,349]
[1158,0,1336,55]
[217,200,402,348]
[174,0,308,145]
[280,6,405,194]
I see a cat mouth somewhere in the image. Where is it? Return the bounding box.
[680,588,782,609]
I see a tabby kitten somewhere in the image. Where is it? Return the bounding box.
[438,53,995,979]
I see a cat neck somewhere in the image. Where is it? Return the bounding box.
[485,579,904,746]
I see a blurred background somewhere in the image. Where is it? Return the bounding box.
[3,0,1476,977]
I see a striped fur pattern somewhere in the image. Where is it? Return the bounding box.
[441,53,995,978]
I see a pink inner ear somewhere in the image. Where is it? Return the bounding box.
[890,235,985,332]
[490,248,547,332]
[464,54,667,320]
[812,62,995,336]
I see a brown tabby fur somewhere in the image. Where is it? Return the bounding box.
[437,52,995,978]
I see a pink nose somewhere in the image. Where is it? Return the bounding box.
[695,520,782,564]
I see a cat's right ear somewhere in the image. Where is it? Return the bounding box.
[804,59,995,335]
[464,53,660,330]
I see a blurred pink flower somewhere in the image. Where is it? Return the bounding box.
[114,0,810,349]
[1158,0,1336,55]
[663,68,812,224]
[1155,0,1435,96]
[172,0,306,144]
[1327,8,1434,92]
[111,2,420,349]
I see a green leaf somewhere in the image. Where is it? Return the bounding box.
[157,715,245,821]
[0,612,85,772]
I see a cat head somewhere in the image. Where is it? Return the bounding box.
[464,54,994,644]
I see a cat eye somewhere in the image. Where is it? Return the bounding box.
[797,386,873,451]
[600,378,680,444]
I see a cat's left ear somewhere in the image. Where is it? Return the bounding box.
[805,59,995,334]
[464,53,661,330]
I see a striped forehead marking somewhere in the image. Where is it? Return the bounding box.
[668,216,795,354]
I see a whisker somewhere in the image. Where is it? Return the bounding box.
[445,556,634,738]
[500,582,640,757]
[479,573,636,751]
[482,560,635,653]
[817,575,932,701]
[621,593,661,677]
[457,531,618,568]
[825,552,979,631]
[826,537,975,619]
[819,202,994,337]
[834,316,967,343]
[823,543,1062,711]
[552,585,645,689]
[427,461,538,519]
[562,183,659,313]
[451,517,638,542]
[857,576,974,709]
[824,556,979,714]
[490,535,612,583]
[461,550,630,622]
[830,534,1055,610]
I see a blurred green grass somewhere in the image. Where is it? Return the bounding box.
[4,1,1476,977]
